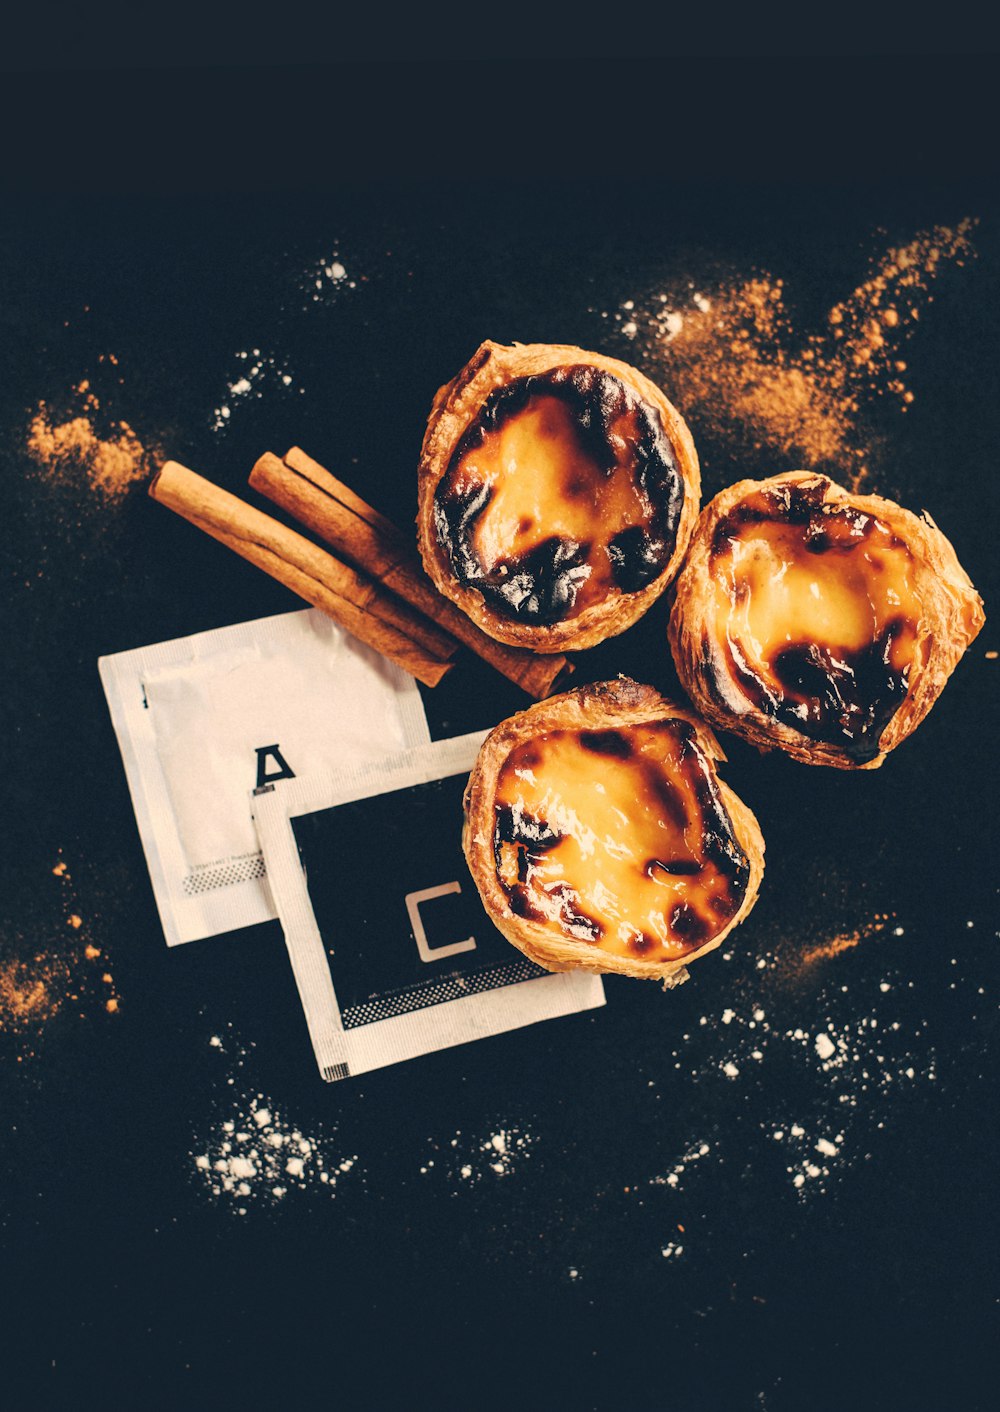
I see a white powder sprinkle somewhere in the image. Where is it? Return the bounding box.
[635,904,947,1210]
[650,1140,712,1191]
[301,249,358,307]
[815,1033,837,1060]
[211,349,305,433]
[192,1080,358,1211]
[422,1125,535,1186]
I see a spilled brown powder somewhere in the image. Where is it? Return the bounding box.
[612,220,976,488]
[27,378,152,499]
[0,955,70,1030]
[0,855,120,1055]
[800,915,893,968]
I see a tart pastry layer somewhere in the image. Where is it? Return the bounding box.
[669,472,985,769]
[417,341,700,653]
[463,679,764,982]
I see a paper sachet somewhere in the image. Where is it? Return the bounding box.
[99,608,430,946]
[252,729,606,1081]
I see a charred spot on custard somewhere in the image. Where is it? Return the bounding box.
[706,478,921,762]
[578,729,633,759]
[491,719,750,963]
[647,857,702,878]
[642,766,690,832]
[509,885,545,922]
[607,525,668,595]
[434,365,685,625]
[552,888,605,943]
[669,902,711,945]
[493,804,561,876]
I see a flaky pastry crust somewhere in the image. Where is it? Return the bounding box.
[668,472,985,769]
[462,678,765,983]
[417,341,701,653]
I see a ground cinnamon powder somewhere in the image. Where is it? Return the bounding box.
[0,955,70,1029]
[800,915,893,968]
[0,856,120,1056]
[26,377,152,499]
[611,220,976,488]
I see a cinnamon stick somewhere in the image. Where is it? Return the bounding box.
[251,447,570,700]
[149,461,453,689]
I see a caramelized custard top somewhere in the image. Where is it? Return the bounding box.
[493,719,749,963]
[706,477,923,764]
[433,365,685,625]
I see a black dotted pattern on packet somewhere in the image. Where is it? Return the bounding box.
[182,856,267,896]
[340,956,547,1030]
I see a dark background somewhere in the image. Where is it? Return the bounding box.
[1,60,998,1412]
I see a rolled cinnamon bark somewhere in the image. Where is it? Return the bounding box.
[250,447,569,700]
[149,461,453,688]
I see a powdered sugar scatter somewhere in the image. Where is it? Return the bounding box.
[299,249,359,309]
[190,1030,359,1212]
[650,1140,712,1191]
[421,1125,536,1186]
[641,915,951,1222]
[211,349,304,433]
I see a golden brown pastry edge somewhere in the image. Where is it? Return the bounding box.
[416,341,702,654]
[462,677,765,982]
[668,471,986,770]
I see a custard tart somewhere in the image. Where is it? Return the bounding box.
[417,341,700,653]
[462,678,764,983]
[669,472,985,769]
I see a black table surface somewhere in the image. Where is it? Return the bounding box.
[1,180,997,1410]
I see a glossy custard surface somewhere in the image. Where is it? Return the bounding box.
[708,478,923,764]
[493,720,749,962]
[433,366,685,625]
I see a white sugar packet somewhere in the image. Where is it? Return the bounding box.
[99,608,430,946]
[252,730,605,1081]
